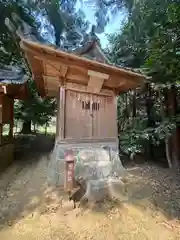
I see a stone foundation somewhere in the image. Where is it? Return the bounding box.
[47,140,121,188]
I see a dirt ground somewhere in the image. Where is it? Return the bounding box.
[0,153,180,239]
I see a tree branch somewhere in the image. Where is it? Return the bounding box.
[101,0,115,6]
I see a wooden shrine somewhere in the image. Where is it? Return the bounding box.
[0,66,28,171]
[3,15,147,192]
[4,13,146,150]
[18,38,145,146]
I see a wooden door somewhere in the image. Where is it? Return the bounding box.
[65,90,117,140]
[92,94,117,139]
[65,90,92,139]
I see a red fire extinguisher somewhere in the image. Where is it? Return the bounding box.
[64,150,75,191]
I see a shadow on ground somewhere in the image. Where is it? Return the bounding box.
[125,163,180,220]
[14,133,55,161]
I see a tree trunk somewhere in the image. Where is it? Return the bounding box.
[14,121,18,133]
[167,86,179,169]
[163,88,173,168]
[145,83,155,159]
[45,123,48,135]
[132,90,136,118]
[33,123,36,133]
[165,138,172,168]
[125,92,129,124]
[21,120,31,134]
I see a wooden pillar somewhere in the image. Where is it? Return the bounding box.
[57,87,66,141]
[56,89,60,140]
[90,94,93,138]
[114,95,118,139]
[0,124,1,145]
[0,96,2,145]
[9,98,14,140]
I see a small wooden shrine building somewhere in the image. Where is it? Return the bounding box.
[5,15,146,148]
[18,37,145,145]
[0,65,28,171]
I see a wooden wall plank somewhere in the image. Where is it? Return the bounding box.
[65,90,91,139]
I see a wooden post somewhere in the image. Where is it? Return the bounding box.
[57,87,66,141]
[9,98,14,140]
[90,94,93,138]
[114,94,118,139]
[0,124,2,145]
[0,96,3,145]
[56,89,60,141]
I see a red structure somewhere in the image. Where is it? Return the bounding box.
[0,66,28,171]
[64,150,75,191]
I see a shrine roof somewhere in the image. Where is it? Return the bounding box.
[0,65,28,84]
[0,65,28,99]
[5,15,147,97]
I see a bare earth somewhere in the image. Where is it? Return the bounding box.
[0,155,180,240]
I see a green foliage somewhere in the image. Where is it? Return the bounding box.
[107,0,180,161]
[14,80,56,127]
[144,3,180,84]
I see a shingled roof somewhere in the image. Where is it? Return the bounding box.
[0,65,28,84]
[73,39,110,64]
[72,37,146,76]
[0,65,28,99]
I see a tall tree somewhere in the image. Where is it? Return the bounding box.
[26,0,89,49]
[105,0,180,167]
